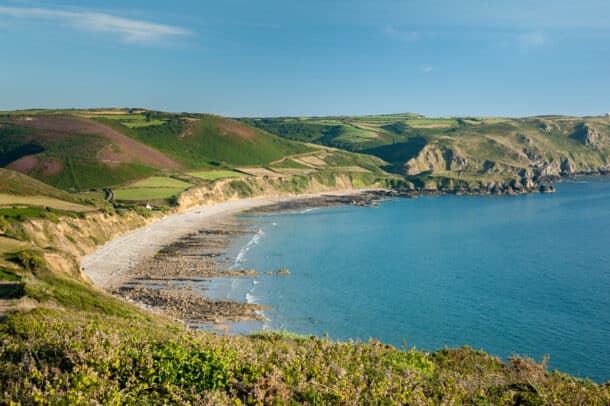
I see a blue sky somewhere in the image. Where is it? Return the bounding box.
[1,0,609,117]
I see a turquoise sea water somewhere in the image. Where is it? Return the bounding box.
[210,179,610,382]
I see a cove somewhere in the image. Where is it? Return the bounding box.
[212,178,610,382]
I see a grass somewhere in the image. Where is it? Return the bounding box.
[82,114,148,120]
[0,194,95,212]
[114,176,192,201]
[0,118,159,191]
[114,188,187,201]
[123,119,166,128]
[270,158,312,169]
[186,170,246,180]
[123,176,192,189]
[81,113,168,128]
[100,115,311,169]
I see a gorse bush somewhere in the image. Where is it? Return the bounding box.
[1,307,608,405]
[13,250,45,270]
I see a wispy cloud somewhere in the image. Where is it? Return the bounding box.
[519,30,547,47]
[0,6,190,44]
[421,66,434,73]
[382,26,420,42]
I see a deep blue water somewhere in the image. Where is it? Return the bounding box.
[210,178,610,382]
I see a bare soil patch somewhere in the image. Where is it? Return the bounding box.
[7,155,39,173]
[217,118,257,139]
[40,157,63,176]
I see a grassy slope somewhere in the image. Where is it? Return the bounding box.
[244,114,610,188]
[98,114,313,169]
[0,114,158,191]
[0,110,315,192]
[1,109,398,201]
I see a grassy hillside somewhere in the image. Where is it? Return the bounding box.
[96,113,312,169]
[0,110,399,204]
[244,114,610,191]
[0,110,366,194]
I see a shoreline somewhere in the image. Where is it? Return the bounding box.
[80,174,603,330]
[81,189,388,326]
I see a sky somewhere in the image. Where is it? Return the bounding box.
[1,0,609,117]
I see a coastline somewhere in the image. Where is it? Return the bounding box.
[79,174,604,331]
[81,189,388,327]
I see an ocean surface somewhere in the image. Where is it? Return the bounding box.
[206,178,610,382]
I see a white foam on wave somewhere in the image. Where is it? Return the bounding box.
[301,207,319,213]
[232,228,265,269]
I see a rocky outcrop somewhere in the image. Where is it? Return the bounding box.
[404,145,468,176]
[571,123,607,149]
[560,158,577,175]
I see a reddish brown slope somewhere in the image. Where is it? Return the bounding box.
[15,116,182,169]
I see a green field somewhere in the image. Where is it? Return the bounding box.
[0,194,94,212]
[114,176,192,201]
[82,113,167,128]
[123,177,191,189]
[186,170,246,180]
[123,119,166,128]
[114,188,186,201]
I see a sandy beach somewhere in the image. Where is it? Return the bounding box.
[82,190,385,292]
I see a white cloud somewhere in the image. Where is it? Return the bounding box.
[519,30,547,47]
[382,26,420,42]
[0,6,190,44]
[421,66,433,73]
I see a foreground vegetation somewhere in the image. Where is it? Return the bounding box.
[1,264,608,404]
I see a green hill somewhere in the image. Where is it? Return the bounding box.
[0,110,396,202]
[95,113,312,168]
[243,114,610,191]
[0,110,314,191]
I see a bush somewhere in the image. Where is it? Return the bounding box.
[134,206,153,218]
[13,250,45,271]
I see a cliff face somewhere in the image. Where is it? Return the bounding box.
[396,117,610,192]
[22,211,154,279]
[177,173,367,210]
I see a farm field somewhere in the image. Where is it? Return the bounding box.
[0,194,95,212]
[79,112,168,128]
[186,170,246,180]
[113,176,192,201]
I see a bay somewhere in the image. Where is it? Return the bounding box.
[212,178,610,382]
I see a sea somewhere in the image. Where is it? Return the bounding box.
[205,178,610,382]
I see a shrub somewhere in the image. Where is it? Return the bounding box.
[13,250,45,271]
